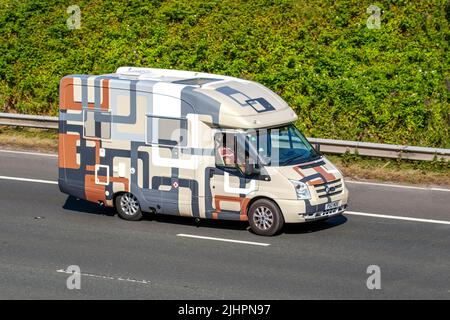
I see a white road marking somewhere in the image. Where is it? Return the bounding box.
[346,211,450,225]
[0,149,57,157]
[177,234,270,246]
[56,269,150,285]
[0,175,57,185]
[345,180,450,192]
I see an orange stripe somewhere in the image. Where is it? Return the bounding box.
[58,133,79,169]
[110,177,129,192]
[240,198,250,221]
[91,139,100,164]
[213,195,249,221]
[84,175,106,203]
[60,77,82,110]
[315,166,336,182]
[101,79,110,110]
[293,166,305,178]
[307,178,325,186]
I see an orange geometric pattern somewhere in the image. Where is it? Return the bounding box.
[213,195,250,221]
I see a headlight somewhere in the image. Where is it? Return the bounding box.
[289,180,311,200]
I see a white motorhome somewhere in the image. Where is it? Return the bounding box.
[58,67,348,235]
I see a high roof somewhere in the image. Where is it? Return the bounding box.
[61,67,298,128]
[113,67,298,129]
[115,66,237,84]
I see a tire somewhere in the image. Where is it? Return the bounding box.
[115,192,143,221]
[248,199,284,236]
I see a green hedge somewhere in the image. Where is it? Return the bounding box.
[0,0,449,147]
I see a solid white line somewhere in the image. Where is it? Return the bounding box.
[346,211,450,225]
[345,180,450,192]
[56,269,150,285]
[0,149,57,157]
[177,234,270,246]
[0,175,57,185]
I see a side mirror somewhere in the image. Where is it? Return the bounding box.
[244,163,261,176]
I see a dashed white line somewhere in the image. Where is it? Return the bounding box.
[0,149,57,157]
[56,269,151,285]
[345,180,450,192]
[177,234,271,246]
[0,175,57,185]
[346,211,450,225]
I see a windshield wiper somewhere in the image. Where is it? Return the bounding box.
[281,154,307,166]
[281,154,321,166]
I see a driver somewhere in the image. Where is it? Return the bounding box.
[219,146,236,166]
[215,133,248,173]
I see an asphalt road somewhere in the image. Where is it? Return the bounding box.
[0,149,449,299]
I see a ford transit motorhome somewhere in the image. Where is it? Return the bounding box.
[58,67,348,236]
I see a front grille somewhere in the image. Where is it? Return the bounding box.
[314,179,343,198]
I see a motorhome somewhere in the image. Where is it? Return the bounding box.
[58,67,348,236]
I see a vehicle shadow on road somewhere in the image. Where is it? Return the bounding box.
[62,196,116,217]
[146,213,250,231]
[144,212,348,235]
[61,196,347,234]
[61,195,248,230]
[282,215,348,234]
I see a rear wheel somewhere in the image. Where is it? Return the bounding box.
[248,199,284,236]
[115,192,143,221]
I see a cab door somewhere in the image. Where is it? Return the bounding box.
[208,131,258,219]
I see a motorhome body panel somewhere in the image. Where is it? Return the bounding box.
[58,74,262,221]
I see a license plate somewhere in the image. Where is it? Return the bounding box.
[325,201,340,210]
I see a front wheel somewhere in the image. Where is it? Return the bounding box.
[115,192,143,221]
[248,199,284,236]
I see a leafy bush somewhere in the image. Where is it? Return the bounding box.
[0,0,449,147]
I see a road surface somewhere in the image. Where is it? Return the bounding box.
[0,149,449,299]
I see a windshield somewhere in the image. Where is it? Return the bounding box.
[245,124,320,166]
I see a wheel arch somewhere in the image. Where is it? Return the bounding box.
[245,196,284,220]
[112,191,127,209]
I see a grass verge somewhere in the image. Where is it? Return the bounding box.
[0,126,449,187]
[0,126,58,153]
[327,154,449,187]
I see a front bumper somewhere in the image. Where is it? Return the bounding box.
[277,187,349,223]
[302,204,347,221]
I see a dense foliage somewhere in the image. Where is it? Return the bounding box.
[0,0,449,147]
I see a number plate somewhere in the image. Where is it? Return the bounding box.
[325,201,340,210]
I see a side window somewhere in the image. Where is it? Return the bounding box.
[83,109,111,139]
[215,132,237,168]
[146,116,188,147]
